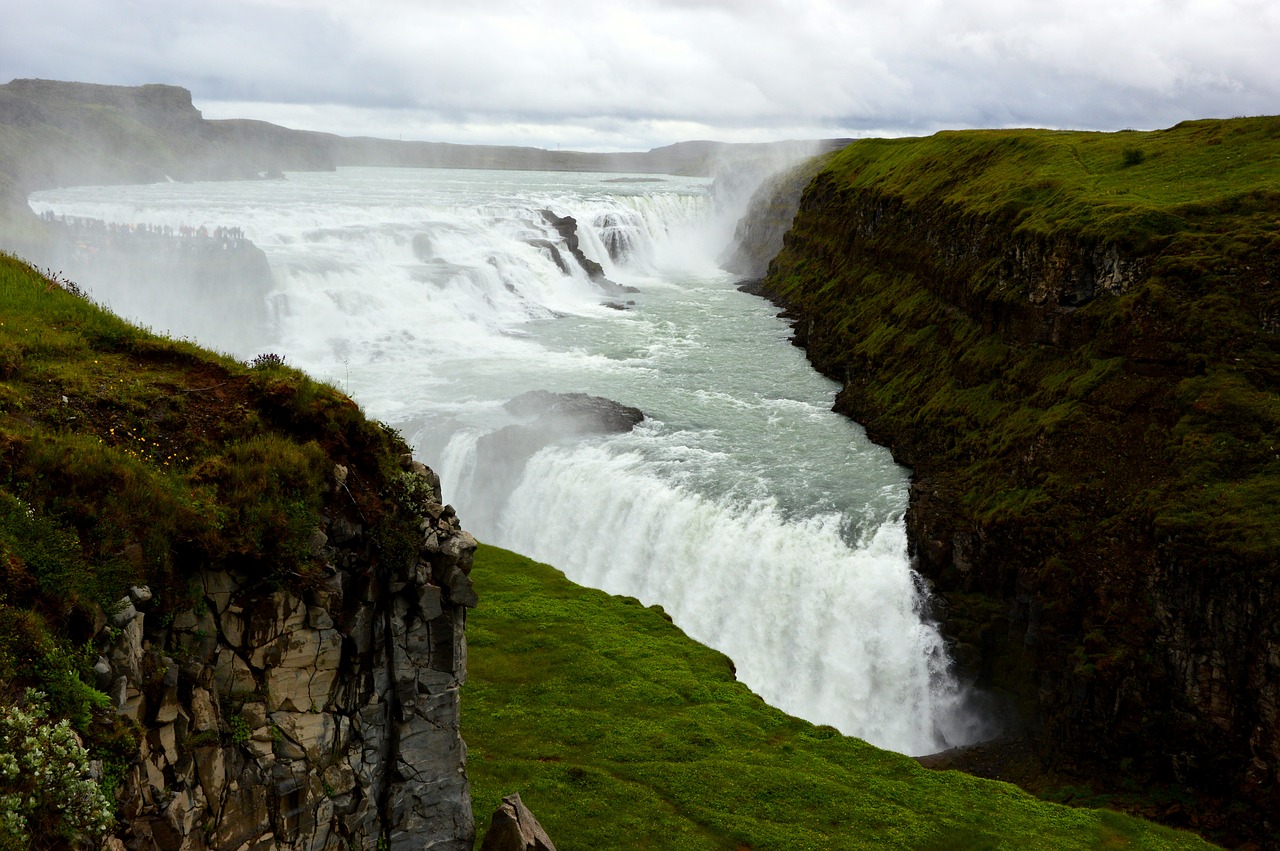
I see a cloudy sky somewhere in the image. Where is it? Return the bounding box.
[5,0,1279,151]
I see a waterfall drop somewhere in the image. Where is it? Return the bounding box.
[30,164,993,755]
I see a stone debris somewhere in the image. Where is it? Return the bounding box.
[479,793,558,851]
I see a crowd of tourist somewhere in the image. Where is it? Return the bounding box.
[37,211,250,256]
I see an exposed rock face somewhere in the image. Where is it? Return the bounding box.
[745,152,1280,845]
[96,461,478,851]
[719,154,830,281]
[478,794,557,851]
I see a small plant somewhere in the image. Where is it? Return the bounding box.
[180,730,220,753]
[1122,147,1146,166]
[228,715,251,745]
[249,352,287,369]
[35,267,89,301]
[0,340,21,381]
[392,469,438,518]
[0,690,114,848]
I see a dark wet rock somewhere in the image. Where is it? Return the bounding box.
[463,392,645,531]
[412,232,435,261]
[503,390,644,435]
[525,238,571,275]
[538,210,639,298]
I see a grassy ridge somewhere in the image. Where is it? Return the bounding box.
[822,119,1280,241]
[757,119,1280,842]
[463,544,1215,850]
[0,254,426,830]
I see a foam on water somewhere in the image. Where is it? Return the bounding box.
[497,443,980,755]
[30,165,993,755]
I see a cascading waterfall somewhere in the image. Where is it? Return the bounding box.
[497,446,979,755]
[29,164,992,756]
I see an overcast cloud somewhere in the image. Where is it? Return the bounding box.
[4,0,1278,151]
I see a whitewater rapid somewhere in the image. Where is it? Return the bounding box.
[30,165,989,755]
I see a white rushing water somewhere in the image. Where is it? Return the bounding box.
[30,166,989,755]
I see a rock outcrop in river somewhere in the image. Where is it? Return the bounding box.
[734,119,1280,847]
[462,391,646,532]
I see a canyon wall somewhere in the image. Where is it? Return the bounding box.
[742,121,1280,847]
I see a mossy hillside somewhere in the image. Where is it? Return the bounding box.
[0,102,177,209]
[760,118,1280,839]
[818,119,1280,244]
[768,116,1280,575]
[0,255,427,827]
[463,544,1215,851]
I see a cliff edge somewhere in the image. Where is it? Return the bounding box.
[749,118,1280,847]
[0,254,477,849]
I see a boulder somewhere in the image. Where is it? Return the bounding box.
[479,793,557,851]
[464,391,645,530]
[503,390,644,435]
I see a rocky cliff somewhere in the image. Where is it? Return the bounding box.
[0,255,479,849]
[720,153,832,281]
[743,119,1280,847]
[97,459,478,851]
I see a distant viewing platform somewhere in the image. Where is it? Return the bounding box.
[37,211,252,261]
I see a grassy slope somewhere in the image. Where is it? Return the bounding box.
[464,544,1215,851]
[0,254,424,807]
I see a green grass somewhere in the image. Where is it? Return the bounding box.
[463,545,1216,851]
[0,253,424,758]
[825,119,1280,247]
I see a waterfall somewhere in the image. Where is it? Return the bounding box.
[30,165,992,756]
[494,444,979,755]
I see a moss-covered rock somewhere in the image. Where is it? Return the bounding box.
[755,118,1280,847]
[0,255,477,849]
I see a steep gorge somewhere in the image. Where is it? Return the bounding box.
[743,121,1280,846]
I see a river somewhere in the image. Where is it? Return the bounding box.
[30,165,988,755]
